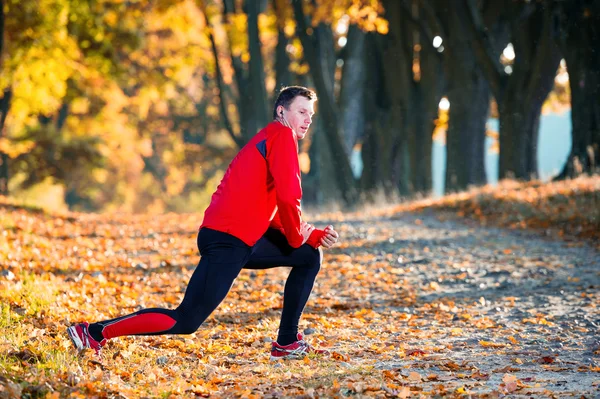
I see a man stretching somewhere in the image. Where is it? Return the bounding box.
[67,86,340,360]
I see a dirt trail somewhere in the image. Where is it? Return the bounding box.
[319,210,600,397]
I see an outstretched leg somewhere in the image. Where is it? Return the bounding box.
[78,229,251,346]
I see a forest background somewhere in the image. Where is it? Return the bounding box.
[0,0,598,213]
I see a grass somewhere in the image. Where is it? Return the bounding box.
[0,271,76,394]
[0,272,57,317]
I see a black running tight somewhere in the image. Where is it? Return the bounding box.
[89,228,322,345]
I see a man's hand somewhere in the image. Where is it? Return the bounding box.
[320,225,339,249]
[300,221,316,245]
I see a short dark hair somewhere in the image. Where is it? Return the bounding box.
[273,86,317,119]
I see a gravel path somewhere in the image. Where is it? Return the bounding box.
[321,210,600,397]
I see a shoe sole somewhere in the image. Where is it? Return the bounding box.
[67,326,84,350]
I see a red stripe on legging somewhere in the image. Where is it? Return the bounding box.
[102,313,177,339]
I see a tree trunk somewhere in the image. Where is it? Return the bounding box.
[291,0,357,205]
[378,0,412,197]
[360,28,404,199]
[444,10,490,193]
[299,76,339,205]
[0,1,8,196]
[246,0,270,130]
[445,86,489,192]
[274,30,291,95]
[220,0,262,143]
[0,89,10,196]
[338,25,366,155]
[556,0,600,178]
[273,0,291,96]
[498,4,561,180]
[359,90,379,197]
[409,30,442,194]
[309,115,339,204]
[206,31,244,148]
[497,99,539,179]
[301,23,341,205]
[460,0,561,181]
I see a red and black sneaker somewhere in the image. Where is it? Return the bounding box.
[67,322,106,355]
[270,333,329,360]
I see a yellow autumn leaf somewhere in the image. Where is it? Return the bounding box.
[479,340,506,348]
[398,386,411,399]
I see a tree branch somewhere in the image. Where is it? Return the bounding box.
[246,0,269,127]
[524,3,560,108]
[459,0,507,101]
[401,0,445,61]
[418,0,446,39]
[396,0,439,55]
[291,0,317,60]
[208,31,244,148]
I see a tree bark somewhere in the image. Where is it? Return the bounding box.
[221,0,262,143]
[273,0,291,96]
[291,0,357,205]
[556,0,600,178]
[360,0,414,199]
[383,1,412,196]
[0,1,9,196]
[360,32,398,198]
[408,25,442,194]
[338,25,366,155]
[0,89,11,196]
[498,3,561,179]
[461,0,561,181]
[443,8,490,193]
[302,27,340,205]
[246,0,270,130]
[207,31,244,148]
[383,2,442,196]
[274,31,291,95]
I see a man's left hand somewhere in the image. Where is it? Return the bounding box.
[320,225,339,249]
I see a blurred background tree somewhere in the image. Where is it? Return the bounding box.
[0,0,595,213]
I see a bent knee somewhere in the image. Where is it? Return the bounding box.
[304,246,322,270]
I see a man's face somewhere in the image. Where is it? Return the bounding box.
[278,96,315,140]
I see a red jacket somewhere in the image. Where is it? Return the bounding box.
[201,121,325,248]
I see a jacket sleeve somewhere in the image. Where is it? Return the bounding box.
[271,210,325,249]
[269,210,284,231]
[306,229,326,248]
[267,128,304,248]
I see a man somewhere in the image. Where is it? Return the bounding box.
[67,86,340,360]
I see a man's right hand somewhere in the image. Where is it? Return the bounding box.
[320,225,339,249]
[300,221,316,245]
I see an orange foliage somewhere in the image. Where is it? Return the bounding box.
[0,176,598,397]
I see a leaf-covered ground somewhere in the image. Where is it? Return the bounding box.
[1,177,599,398]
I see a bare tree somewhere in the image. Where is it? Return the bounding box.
[462,0,561,180]
[291,0,358,205]
[554,0,600,178]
